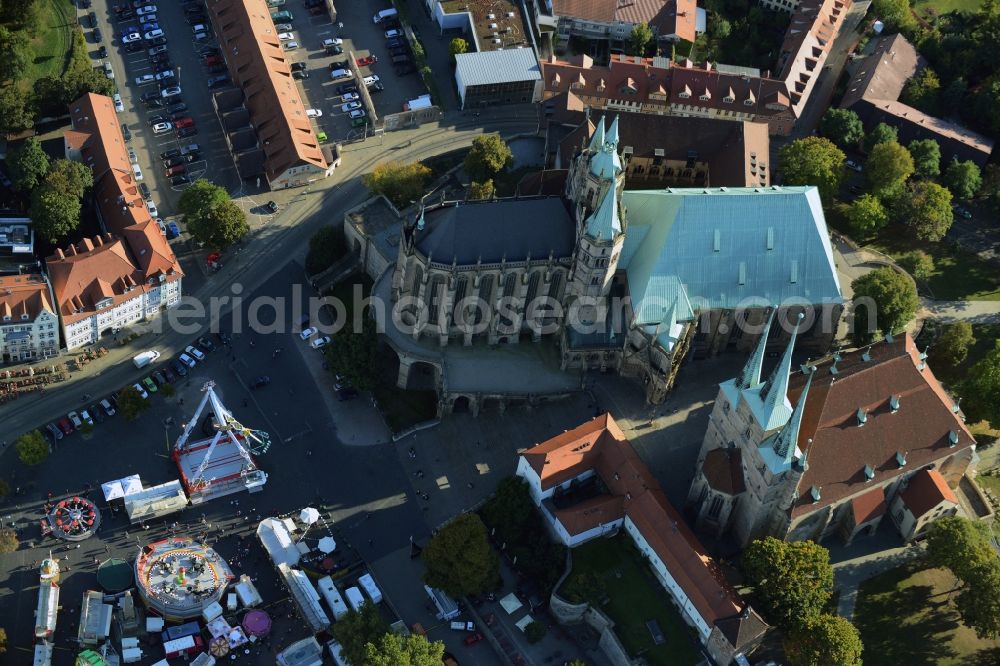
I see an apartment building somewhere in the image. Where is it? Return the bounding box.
[0,273,60,363]
[535,0,705,47]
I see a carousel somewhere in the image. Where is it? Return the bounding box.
[134,537,234,621]
[45,496,101,541]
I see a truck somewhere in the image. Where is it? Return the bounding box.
[403,95,432,111]
[132,350,160,369]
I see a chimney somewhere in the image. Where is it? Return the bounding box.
[66,244,78,257]
[104,233,114,243]
[55,248,65,260]
[94,235,104,247]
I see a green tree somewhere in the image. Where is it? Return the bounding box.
[464,134,513,183]
[364,633,446,666]
[0,528,17,554]
[900,66,941,114]
[31,74,70,118]
[711,17,732,40]
[423,513,500,598]
[62,66,115,100]
[907,139,941,179]
[897,249,935,281]
[865,141,913,196]
[850,267,920,344]
[362,161,433,209]
[186,200,248,249]
[941,78,968,115]
[777,137,845,204]
[448,37,468,63]
[972,79,1000,136]
[45,159,94,198]
[8,137,50,191]
[0,626,6,653]
[871,0,913,31]
[331,602,390,666]
[482,476,536,544]
[784,613,864,666]
[864,122,898,153]
[0,478,9,499]
[117,386,151,421]
[819,108,865,149]
[0,84,34,135]
[525,621,548,644]
[628,23,654,56]
[29,186,82,242]
[469,179,495,200]
[955,560,1000,640]
[943,159,982,201]
[741,537,834,630]
[847,194,889,237]
[305,226,347,275]
[933,322,975,369]
[898,180,953,241]
[324,311,378,391]
[960,343,1000,428]
[0,26,32,85]
[15,430,49,466]
[178,178,229,218]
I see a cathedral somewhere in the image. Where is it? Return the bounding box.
[390,116,844,403]
[687,315,977,547]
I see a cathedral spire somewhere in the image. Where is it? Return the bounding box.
[758,312,805,430]
[606,114,620,148]
[735,309,774,390]
[773,368,813,462]
[588,116,606,153]
[584,180,622,240]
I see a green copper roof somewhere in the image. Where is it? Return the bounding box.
[584,185,622,240]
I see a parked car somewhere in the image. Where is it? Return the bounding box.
[336,82,358,95]
[341,101,361,113]
[166,221,181,239]
[207,75,229,88]
[264,200,278,213]
[185,344,205,361]
[152,121,173,135]
[176,126,198,138]
[170,358,189,376]
[363,74,381,87]
[163,156,185,168]
[846,159,862,172]
[136,5,157,16]
[337,386,358,401]
[143,28,164,40]
[340,92,358,103]
[97,45,108,58]
[954,206,973,220]
[148,113,167,126]
[152,370,167,386]
[299,326,318,340]
[148,44,168,55]
[121,123,132,140]
[146,200,158,217]
[165,165,186,177]
[198,336,216,352]
[113,93,124,112]
[100,398,116,417]
[138,183,151,198]
[94,27,104,43]
[161,85,181,98]
[173,116,195,128]
[154,69,174,80]
[311,336,331,349]
[251,376,271,389]
[384,29,402,39]
[179,143,200,155]
[132,383,149,399]
[57,417,75,435]
[142,376,158,393]
[277,31,295,41]
[121,31,142,43]
[463,632,484,646]
[330,59,349,70]
[292,70,309,80]
[349,109,366,120]
[167,102,188,114]
[135,73,156,86]
[357,55,377,67]
[178,353,196,368]
[283,40,299,50]
[305,108,322,118]
[171,175,191,186]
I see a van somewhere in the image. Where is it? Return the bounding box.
[372,8,397,23]
[326,641,349,666]
[131,163,144,181]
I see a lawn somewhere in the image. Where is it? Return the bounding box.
[23,0,76,92]
[559,535,701,666]
[912,0,985,19]
[867,232,1000,301]
[853,562,1000,666]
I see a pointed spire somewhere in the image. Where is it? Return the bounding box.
[662,297,678,333]
[584,180,622,240]
[735,309,775,391]
[758,312,805,430]
[773,368,813,463]
[606,114,620,148]
[588,116,606,153]
[416,207,426,231]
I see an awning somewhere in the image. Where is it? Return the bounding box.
[500,592,523,615]
[101,474,143,501]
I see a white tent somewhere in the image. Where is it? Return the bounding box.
[299,507,320,525]
[257,518,301,567]
[101,474,143,502]
[317,536,337,554]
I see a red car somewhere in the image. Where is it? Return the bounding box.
[173,116,195,129]
[165,165,187,177]
[204,55,221,66]
[463,632,484,646]
[57,417,75,435]
[357,55,377,67]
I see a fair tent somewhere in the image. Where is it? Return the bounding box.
[317,536,337,554]
[299,507,320,525]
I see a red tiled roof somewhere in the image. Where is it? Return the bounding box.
[900,469,957,518]
[0,274,54,321]
[522,413,623,490]
[789,334,973,517]
[851,486,887,525]
[553,494,624,536]
[46,235,145,323]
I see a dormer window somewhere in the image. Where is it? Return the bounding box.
[948,430,959,447]
[724,86,735,103]
[863,465,875,481]
[856,408,867,426]
[678,84,692,99]
[699,88,711,101]
[809,486,821,503]
[889,395,900,412]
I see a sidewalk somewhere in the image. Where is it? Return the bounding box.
[919,298,1000,324]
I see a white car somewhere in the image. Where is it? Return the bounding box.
[340,92,358,103]
[128,149,138,164]
[185,345,205,360]
[349,109,366,119]
[384,29,402,39]
[161,86,182,98]
[277,32,295,41]
[363,74,380,86]
[143,29,164,40]
[100,398,116,417]
[146,200,158,217]
[341,101,361,113]
[80,410,95,426]
[148,45,168,56]
[104,62,114,79]
[283,41,299,50]
[122,32,142,43]
[275,23,293,31]
[114,93,125,112]
[132,383,149,399]
[135,73,156,86]
[846,159,863,172]
[132,163,144,181]
[305,108,322,118]
[67,411,84,428]
[322,38,343,47]
[136,5,157,16]
[152,121,173,134]
[311,336,331,349]
[179,353,196,368]
[299,326,318,340]
[155,70,174,80]
[191,24,208,33]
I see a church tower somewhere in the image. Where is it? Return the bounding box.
[566,115,626,322]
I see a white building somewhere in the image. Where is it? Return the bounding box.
[890,468,959,542]
[516,413,769,665]
[0,273,60,363]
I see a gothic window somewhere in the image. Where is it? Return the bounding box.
[722,399,730,413]
[427,276,447,326]
[524,271,541,314]
[744,427,753,441]
[708,495,723,518]
[591,276,600,285]
[548,271,564,302]
[407,264,424,297]
[475,274,494,326]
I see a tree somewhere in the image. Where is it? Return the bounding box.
[30,186,82,242]
[362,161,432,209]
[117,386,151,421]
[32,74,70,118]
[871,0,913,31]
[941,78,968,116]
[933,321,975,369]
[0,85,33,135]
[305,226,347,275]
[469,179,494,200]
[819,108,864,149]
[943,159,982,201]
[423,513,500,598]
[525,621,548,644]
[741,537,834,630]
[777,137,845,204]
[45,159,94,198]
[864,122,898,153]
[62,66,115,100]
[850,267,919,344]
[187,200,248,249]
[865,141,913,195]
[0,626,6,653]
[847,194,889,237]
[960,343,1000,428]
[927,515,995,581]
[711,17,732,40]
[897,180,953,241]
[325,311,378,391]
[955,560,1000,639]
[179,178,229,218]
[331,602,390,666]
[481,477,536,545]
[0,26,32,85]
[0,528,17,554]
[907,139,941,179]
[8,137,50,191]
[448,37,468,63]
[464,134,512,183]
[160,383,176,398]
[784,614,864,666]
[900,66,941,114]
[0,478,9,499]
[897,249,935,281]
[15,430,49,466]
[364,633,446,666]
[629,23,654,56]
